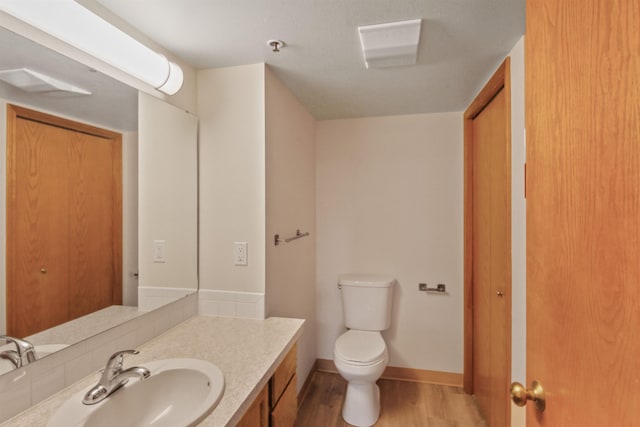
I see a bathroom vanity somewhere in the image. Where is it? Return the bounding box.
[237,343,297,427]
[1,315,304,426]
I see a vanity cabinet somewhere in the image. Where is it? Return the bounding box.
[270,344,297,427]
[238,343,297,427]
[237,385,269,427]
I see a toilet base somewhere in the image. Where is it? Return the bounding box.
[341,381,381,427]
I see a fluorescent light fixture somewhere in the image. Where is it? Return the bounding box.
[358,19,422,69]
[0,0,183,95]
[0,67,91,96]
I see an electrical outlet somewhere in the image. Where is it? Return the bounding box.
[233,242,248,266]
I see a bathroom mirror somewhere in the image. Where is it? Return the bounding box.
[0,26,198,371]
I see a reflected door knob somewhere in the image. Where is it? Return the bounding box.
[510,380,546,412]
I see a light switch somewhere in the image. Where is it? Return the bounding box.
[153,240,166,263]
[233,242,248,266]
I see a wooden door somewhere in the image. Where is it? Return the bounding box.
[68,130,122,319]
[465,60,512,427]
[9,117,71,336]
[525,0,640,425]
[7,105,122,337]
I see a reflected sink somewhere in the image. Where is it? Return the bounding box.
[48,358,225,427]
[0,344,68,374]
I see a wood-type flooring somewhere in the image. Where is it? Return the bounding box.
[295,372,487,427]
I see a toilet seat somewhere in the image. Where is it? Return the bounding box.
[334,330,386,366]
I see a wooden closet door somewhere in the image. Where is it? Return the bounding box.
[471,84,511,427]
[68,131,121,319]
[9,118,71,337]
[7,105,122,337]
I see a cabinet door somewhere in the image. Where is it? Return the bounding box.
[237,385,269,427]
[271,373,297,427]
[270,343,297,407]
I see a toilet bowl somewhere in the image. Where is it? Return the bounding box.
[334,274,395,427]
[334,330,389,427]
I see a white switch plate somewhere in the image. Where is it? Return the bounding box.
[153,240,166,263]
[233,242,248,266]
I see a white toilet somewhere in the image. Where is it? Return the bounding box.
[334,274,395,427]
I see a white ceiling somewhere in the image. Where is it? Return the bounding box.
[95,0,525,120]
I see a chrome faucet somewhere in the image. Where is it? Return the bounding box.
[0,335,36,369]
[83,349,150,405]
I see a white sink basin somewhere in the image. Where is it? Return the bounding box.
[0,344,68,375]
[48,358,225,427]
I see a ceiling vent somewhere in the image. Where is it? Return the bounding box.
[0,68,91,96]
[358,19,422,69]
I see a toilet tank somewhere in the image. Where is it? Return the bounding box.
[339,274,395,331]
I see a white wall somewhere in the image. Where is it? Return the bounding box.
[138,92,198,309]
[509,36,526,427]
[198,64,266,295]
[265,66,317,392]
[122,131,138,307]
[316,112,463,373]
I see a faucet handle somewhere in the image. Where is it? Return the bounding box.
[109,349,139,359]
[0,335,36,364]
[0,335,30,353]
[104,349,140,374]
[0,350,20,369]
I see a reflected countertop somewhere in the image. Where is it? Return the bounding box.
[25,305,144,347]
[2,315,305,426]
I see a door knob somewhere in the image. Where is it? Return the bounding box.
[40,267,47,274]
[510,380,545,412]
[496,290,504,297]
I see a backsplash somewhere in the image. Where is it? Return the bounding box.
[138,286,198,311]
[198,289,265,319]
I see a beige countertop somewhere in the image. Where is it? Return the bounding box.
[2,315,305,427]
[25,305,145,347]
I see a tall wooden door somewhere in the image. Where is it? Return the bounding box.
[467,60,512,427]
[525,0,640,424]
[7,105,122,337]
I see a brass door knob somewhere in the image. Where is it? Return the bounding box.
[510,380,545,412]
[40,267,47,274]
[497,290,504,297]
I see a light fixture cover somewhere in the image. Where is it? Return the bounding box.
[0,0,183,95]
[0,68,91,96]
[358,19,422,69]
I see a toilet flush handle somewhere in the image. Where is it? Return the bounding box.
[337,283,342,290]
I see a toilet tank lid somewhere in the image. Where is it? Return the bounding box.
[339,274,395,288]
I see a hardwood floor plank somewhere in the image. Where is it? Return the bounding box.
[296,372,486,427]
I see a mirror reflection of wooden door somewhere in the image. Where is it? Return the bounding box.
[7,105,122,337]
